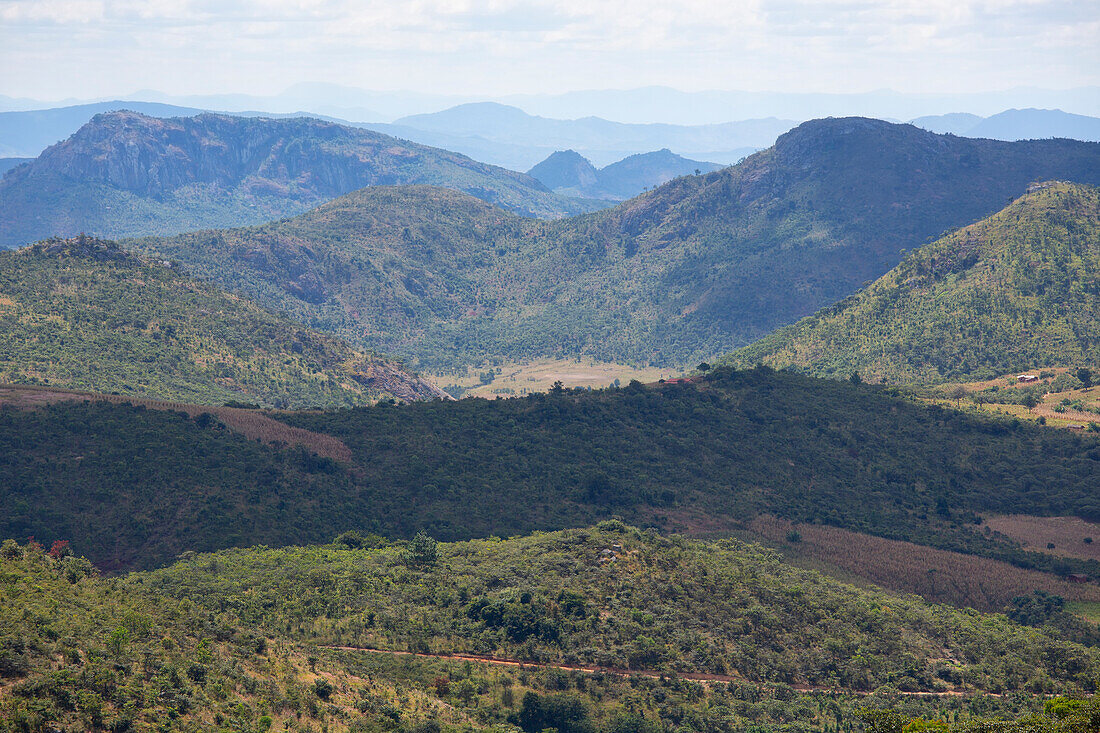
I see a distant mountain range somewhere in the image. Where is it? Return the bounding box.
[4,100,1098,176]
[498,86,1100,125]
[0,235,445,407]
[527,149,723,200]
[9,83,1099,123]
[0,111,603,248]
[721,182,1100,383]
[368,102,784,169]
[131,118,1100,370]
[912,108,1100,142]
[0,99,761,172]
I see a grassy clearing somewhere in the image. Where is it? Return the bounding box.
[427,358,676,398]
[983,515,1100,563]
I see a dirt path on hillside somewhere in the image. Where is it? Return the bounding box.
[319,645,981,697]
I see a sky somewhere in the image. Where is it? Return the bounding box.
[1,0,1097,102]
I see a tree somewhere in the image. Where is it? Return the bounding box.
[849,371,862,385]
[107,626,128,659]
[858,709,907,733]
[1077,368,1093,389]
[1022,391,1040,412]
[697,362,711,373]
[335,530,364,549]
[405,531,439,566]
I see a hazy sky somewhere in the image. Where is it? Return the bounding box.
[2,0,1097,100]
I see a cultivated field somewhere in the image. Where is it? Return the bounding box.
[428,358,676,398]
[0,383,351,461]
[931,368,1100,430]
[983,515,1100,562]
[748,516,1100,611]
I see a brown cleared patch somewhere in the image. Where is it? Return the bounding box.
[651,507,747,536]
[984,515,1100,562]
[748,516,1100,611]
[0,383,351,462]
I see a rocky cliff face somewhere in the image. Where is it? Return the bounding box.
[348,361,453,402]
[16,112,485,200]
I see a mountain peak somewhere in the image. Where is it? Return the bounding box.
[527,149,599,191]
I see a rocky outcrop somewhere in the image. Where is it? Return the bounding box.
[0,111,602,248]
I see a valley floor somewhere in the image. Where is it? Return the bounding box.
[426,358,678,398]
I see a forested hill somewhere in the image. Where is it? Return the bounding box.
[5,531,1099,730]
[141,528,1097,694]
[0,110,603,248]
[136,118,1100,370]
[4,367,1099,572]
[0,235,445,407]
[722,182,1100,383]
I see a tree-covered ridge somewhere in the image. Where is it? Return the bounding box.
[0,110,604,248]
[136,118,1100,370]
[0,235,445,408]
[128,185,534,366]
[5,367,1100,574]
[140,526,1098,694]
[722,182,1100,383]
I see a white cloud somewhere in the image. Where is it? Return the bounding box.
[0,0,1096,100]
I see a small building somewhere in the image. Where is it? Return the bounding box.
[1068,573,1091,584]
[1016,374,1038,383]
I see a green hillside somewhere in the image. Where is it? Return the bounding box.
[0,111,603,248]
[3,529,1098,731]
[4,367,1100,574]
[141,527,1097,694]
[723,183,1100,383]
[135,118,1100,370]
[0,235,444,408]
[0,540,346,732]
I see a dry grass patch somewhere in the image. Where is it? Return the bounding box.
[428,358,676,398]
[984,515,1100,562]
[749,516,1100,611]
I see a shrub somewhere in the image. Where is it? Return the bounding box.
[313,678,333,700]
